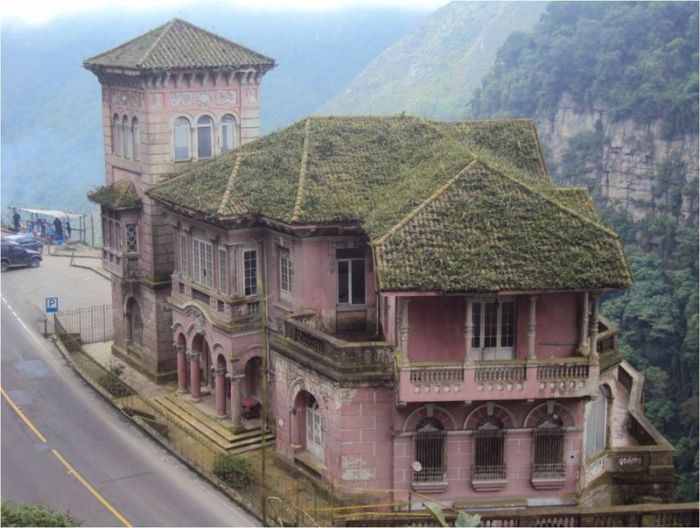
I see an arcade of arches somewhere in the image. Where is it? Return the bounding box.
[174,332,263,428]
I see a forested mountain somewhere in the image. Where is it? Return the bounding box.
[471,2,699,501]
[1,6,427,214]
[317,1,545,120]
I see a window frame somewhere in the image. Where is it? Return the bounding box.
[125,223,138,253]
[173,116,192,161]
[196,115,214,159]
[471,299,516,360]
[413,418,446,484]
[279,247,292,301]
[243,249,258,297]
[124,115,133,159]
[472,420,507,482]
[192,237,213,289]
[337,250,366,306]
[131,117,140,161]
[221,114,237,152]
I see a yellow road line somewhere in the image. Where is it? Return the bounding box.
[51,449,133,528]
[1,386,48,443]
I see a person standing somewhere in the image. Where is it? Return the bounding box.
[12,210,20,232]
[53,217,63,240]
[66,219,72,240]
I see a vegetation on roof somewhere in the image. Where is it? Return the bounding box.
[83,18,274,71]
[150,115,631,292]
[374,160,631,292]
[87,180,141,209]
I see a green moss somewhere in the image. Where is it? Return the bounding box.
[87,180,141,209]
[150,115,631,292]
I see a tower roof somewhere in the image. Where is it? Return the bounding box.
[84,18,275,72]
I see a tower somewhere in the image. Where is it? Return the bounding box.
[85,19,275,381]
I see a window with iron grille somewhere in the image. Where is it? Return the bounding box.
[125,224,138,253]
[471,300,516,360]
[413,418,446,483]
[473,418,506,481]
[193,238,213,289]
[280,247,292,300]
[219,247,228,294]
[533,422,566,479]
[243,249,257,296]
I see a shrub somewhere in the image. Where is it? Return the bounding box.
[213,453,256,489]
[1,500,80,527]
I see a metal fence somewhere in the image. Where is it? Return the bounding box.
[54,316,333,527]
[56,304,113,343]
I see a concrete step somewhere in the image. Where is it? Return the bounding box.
[160,394,236,441]
[151,393,275,453]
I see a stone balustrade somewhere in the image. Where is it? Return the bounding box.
[398,358,596,404]
[273,315,395,382]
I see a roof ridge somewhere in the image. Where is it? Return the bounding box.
[140,18,176,68]
[84,21,168,66]
[171,18,275,65]
[217,153,242,216]
[478,158,623,241]
[373,159,478,245]
[291,118,312,222]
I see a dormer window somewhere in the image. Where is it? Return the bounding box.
[173,117,191,161]
[197,116,213,159]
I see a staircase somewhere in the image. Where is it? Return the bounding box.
[152,393,274,454]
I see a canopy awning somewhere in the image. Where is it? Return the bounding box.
[13,207,84,219]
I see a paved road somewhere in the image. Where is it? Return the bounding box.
[1,260,258,527]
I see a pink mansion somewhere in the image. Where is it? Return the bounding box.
[86,20,674,510]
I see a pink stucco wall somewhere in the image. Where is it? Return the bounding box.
[392,400,584,502]
[408,297,465,363]
[516,293,581,359]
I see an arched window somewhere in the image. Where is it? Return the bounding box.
[585,387,608,458]
[473,416,506,481]
[197,115,213,159]
[132,117,140,161]
[173,117,191,161]
[533,416,565,480]
[112,114,120,155]
[413,417,446,483]
[306,394,323,460]
[116,115,125,156]
[124,115,132,159]
[126,299,143,349]
[221,114,236,152]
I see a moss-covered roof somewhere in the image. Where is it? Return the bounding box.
[149,115,632,292]
[84,18,274,72]
[88,180,141,209]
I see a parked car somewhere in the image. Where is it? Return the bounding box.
[1,241,42,271]
[3,233,43,253]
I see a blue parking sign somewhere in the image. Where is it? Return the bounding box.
[45,297,59,313]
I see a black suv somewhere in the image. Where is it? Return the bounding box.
[1,241,42,271]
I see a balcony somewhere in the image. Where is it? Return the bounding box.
[272,314,395,382]
[398,357,596,404]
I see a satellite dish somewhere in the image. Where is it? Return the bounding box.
[411,460,422,472]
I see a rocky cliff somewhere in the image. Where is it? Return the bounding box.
[539,94,699,225]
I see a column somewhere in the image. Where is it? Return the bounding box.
[398,297,410,361]
[176,343,187,393]
[189,351,201,401]
[579,292,590,353]
[528,295,537,360]
[229,374,244,429]
[589,293,600,362]
[215,366,227,417]
[464,298,473,363]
